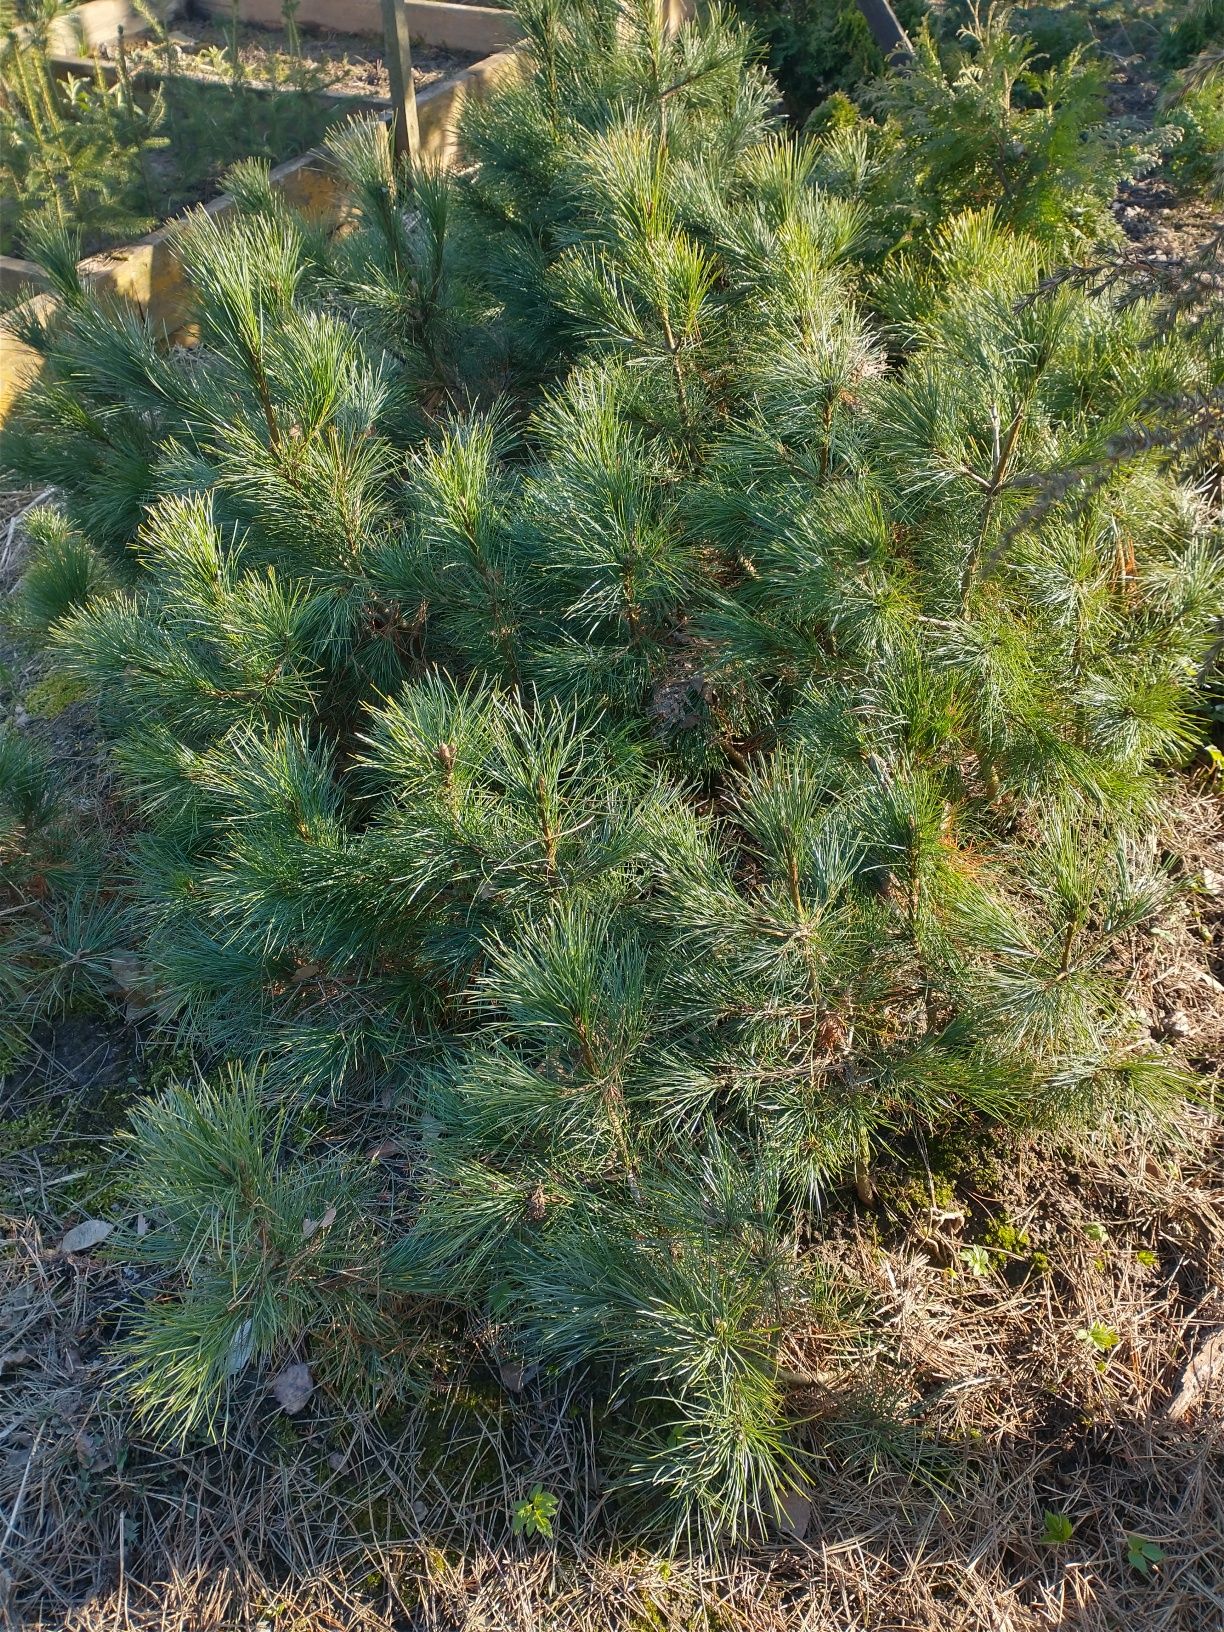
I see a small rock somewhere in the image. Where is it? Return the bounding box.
[269,1362,315,1415]
[1156,1008,1191,1040]
[60,1219,113,1255]
[498,1361,539,1394]
[777,1484,813,1539]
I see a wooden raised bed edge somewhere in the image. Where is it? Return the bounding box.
[41,0,522,80]
[0,0,691,423]
[191,0,521,55]
[5,0,522,310]
[0,34,523,416]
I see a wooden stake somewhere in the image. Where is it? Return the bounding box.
[854,0,913,63]
[380,0,420,162]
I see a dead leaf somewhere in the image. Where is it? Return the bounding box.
[367,1140,403,1163]
[108,953,141,991]
[498,1361,539,1394]
[135,1213,149,1238]
[270,1362,315,1415]
[1167,1331,1224,1422]
[60,1219,113,1255]
[302,1204,337,1240]
[110,955,156,1020]
[777,1483,813,1539]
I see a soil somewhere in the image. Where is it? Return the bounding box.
[112,20,479,99]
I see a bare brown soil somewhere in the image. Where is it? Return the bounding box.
[113,21,477,99]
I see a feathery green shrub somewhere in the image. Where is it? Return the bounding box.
[1163,51,1224,196]
[0,14,169,256]
[2,0,1221,1541]
[1158,0,1224,73]
[849,7,1153,259]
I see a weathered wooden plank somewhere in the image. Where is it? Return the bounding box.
[35,0,178,55]
[0,46,522,419]
[380,0,422,160]
[193,0,521,56]
[0,258,49,299]
[854,0,912,61]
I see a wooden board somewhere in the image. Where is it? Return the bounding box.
[0,46,522,420]
[40,0,178,54]
[194,0,520,56]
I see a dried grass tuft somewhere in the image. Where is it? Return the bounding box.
[2,1095,1222,1632]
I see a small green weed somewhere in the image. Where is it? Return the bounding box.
[1124,1533,1165,1576]
[1078,1322,1121,1353]
[961,1245,994,1277]
[512,1487,559,1540]
[1041,1509,1074,1544]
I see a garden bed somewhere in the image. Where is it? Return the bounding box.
[3,1,514,264]
[1,0,523,258]
[113,17,477,100]
[0,72,346,263]
[0,0,524,419]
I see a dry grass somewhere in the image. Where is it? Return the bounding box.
[3,1093,1222,1631]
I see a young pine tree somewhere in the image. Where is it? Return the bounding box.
[1,0,1220,1543]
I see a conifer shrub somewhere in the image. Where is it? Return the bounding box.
[728,0,926,119]
[0,725,127,1065]
[2,0,1222,1542]
[117,1065,409,1442]
[0,14,170,256]
[0,507,129,1066]
[842,6,1155,260]
[1159,0,1224,74]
